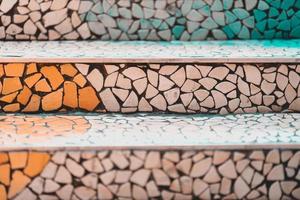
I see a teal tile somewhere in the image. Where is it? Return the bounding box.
[275,31,283,38]
[277,11,288,20]
[199,5,211,16]
[287,9,295,17]
[225,11,238,24]
[177,17,187,25]
[256,20,267,32]
[251,29,263,39]
[233,8,250,19]
[150,19,162,28]
[291,26,300,37]
[191,28,209,40]
[211,0,223,11]
[295,10,300,17]
[238,25,250,39]
[192,0,206,9]
[172,25,185,39]
[264,29,276,39]
[222,26,235,38]
[268,19,278,29]
[254,9,267,21]
[258,1,270,10]
[86,12,98,21]
[140,19,152,29]
[278,20,291,31]
[223,0,233,10]
[201,17,218,29]
[291,15,300,27]
[281,0,295,10]
[269,0,281,8]
[228,21,242,34]
[243,16,255,28]
[166,17,176,26]
[269,7,279,18]
[158,22,169,30]
[296,0,300,8]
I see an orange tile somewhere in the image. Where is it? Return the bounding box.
[41,89,63,111]
[0,184,7,200]
[17,86,32,105]
[61,64,78,77]
[79,86,100,111]
[22,94,41,113]
[9,152,28,169]
[41,66,64,90]
[26,63,37,75]
[23,152,50,177]
[3,103,20,112]
[0,153,8,165]
[35,79,52,92]
[8,171,30,199]
[0,164,10,186]
[0,91,18,103]
[73,73,87,87]
[2,78,22,95]
[24,73,42,88]
[4,63,25,77]
[63,81,78,108]
[0,64,4,78]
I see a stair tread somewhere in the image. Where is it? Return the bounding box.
[0,40,299,63]
[1,113,299,150]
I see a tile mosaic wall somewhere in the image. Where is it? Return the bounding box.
[0,0,299,41]
[0,63,299,113]
[1,149,300,199]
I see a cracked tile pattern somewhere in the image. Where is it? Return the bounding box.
[0,63,299,113]
[1,149,300,199]
[0,0,299,41]
[0,113,300,148]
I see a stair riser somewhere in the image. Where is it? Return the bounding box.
[0,0,299,41]
[0,63,299,113]
[0,149,299,199]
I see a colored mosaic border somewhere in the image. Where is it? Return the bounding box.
[0,63,299,113]
[0,149,300,199]
[0,0,299,41]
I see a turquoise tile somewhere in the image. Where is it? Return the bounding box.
[159,22,169,30]
[192,0,206,9]
[223,0,233,10]
[243,16,255,28]
[150,19,162,28]
[256,20,267,32]
[233,8,250,20]
[264,29,276,39]
[238,25,250,39]
[281,0,295,10]
[277,11,288,20]
[225,11,238,24]
[291,26,300,37]
[251,29,263,39]
[222,26,235,38]
[254,9,267,21]
[199,5,211,16]
[177,17,187,25]
[269,0,281,8]
[278,20,291,31]
[291,15,300,27]
[228,21,242,35]
[258,1,270,10]
[269,7,279,18]
[172,25,185,39]
[287,9,295,17]
[211,0,223,11]
[296,0,300,8]
[268,19,278,29]
[166,17,176,26]
[86,12,98,21]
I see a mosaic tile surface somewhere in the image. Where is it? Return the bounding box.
[1,149,300,199]
[0,0,299,41]
[0,40,300,63]
[0,63,299,113]
[0,113,300,149]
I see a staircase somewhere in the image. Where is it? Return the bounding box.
[0,0,300,199]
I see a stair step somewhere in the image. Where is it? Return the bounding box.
[0,113,299,199]
[0,40,299,114]
[0,0,298,41]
